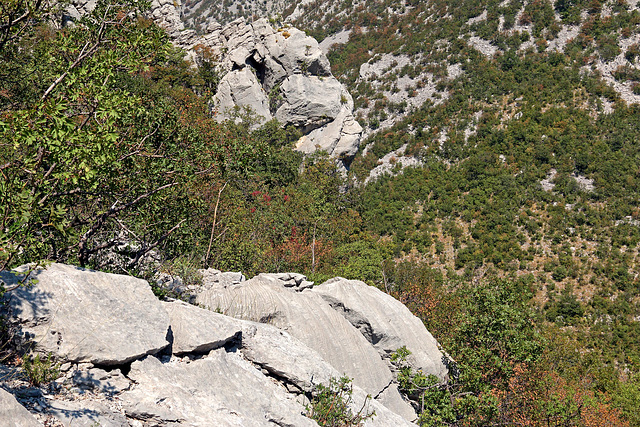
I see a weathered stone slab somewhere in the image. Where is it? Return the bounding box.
[313,278,449,380]
[196,274,393,397]
[238,320,417,426]
[123,352,317,426]
[46,399,128,427]
[0,388,42,427]
[163,300,242,355]
[2,263,170,365]
[239,320,337,393]
[70,367,130,394]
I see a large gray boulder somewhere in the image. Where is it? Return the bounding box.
[195,274,416,420]
[196,274,392,395]
[257,25,332,90]
[239,320,337,393]
[275,75,345,130]
[213,68,273,128]
[163,300,242,355]
[2,263,170,365]
[296,102,363,160]
[160,298,415,425]
[238,321,417,426]
[123,352,317,426]
[0,388,42,427]
[177,18,362,166]
[313,278,449,380]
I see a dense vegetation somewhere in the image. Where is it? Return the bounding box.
[2,0,640,425]
[284,0,640,424]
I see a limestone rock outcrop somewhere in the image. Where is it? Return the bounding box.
[0,388,42,427]
[203,19,362,166]
[149,0,185,37]
[214,68,273,127]
[1,263,170,365]
[196,274,395,395]
[313,277,450,380]
[1,263,450,425]
[195,273,422,420]
[159,14,362,167]
[123,351,318,426]
[163,300,242,355]
[64,0,96,21]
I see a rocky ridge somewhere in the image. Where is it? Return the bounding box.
[65,0,363,169]
[191,18,363,167]
[145,1,363,168]
[0,263,449,426]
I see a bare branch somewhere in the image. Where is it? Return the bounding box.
[0,0,43,51]
[126,219,187,269]
[77,181,179,265]
[205,181,228,265]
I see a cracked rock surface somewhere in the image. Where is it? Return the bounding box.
[313,277,450,380]
[2,263,170,366]
[0,263,448,425]
[195,273,418,420]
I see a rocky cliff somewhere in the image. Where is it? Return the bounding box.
[198,18,363,166]
[64,1,363,169]
[0,263,449,426]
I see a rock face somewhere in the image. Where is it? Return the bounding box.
[1,263,448,425]
[163,300,242,355]
[196,274,393,394]
[205,19,362,166]
[149,0,185,37]
[2,263,170,365]
[64,0,97,20]
[123,351,317,426]
[182,0,291,30]
[214,68,273,127]
[195,273,421,420]
[0,388,42,427]
[155,14,362,167]
[313,278,450,380]
[47,399,129,427]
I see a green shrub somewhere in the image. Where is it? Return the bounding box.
[306,376,375,426]
[391,346,457,426]
[22,353,59,386]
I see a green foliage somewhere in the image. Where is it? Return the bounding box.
[614,372,640,426]
[391,346,458,426]
[0,0,308,274]
[22,353,59,386]
[0,0,180,269]
[306,376,375,427]
[2,0,640,424]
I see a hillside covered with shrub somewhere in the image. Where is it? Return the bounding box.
[2,0,640,425]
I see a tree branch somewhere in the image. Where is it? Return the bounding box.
[126,219,187,269]
[205,181,228,265]
[77,181,179,266]
[41,3,112,101]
